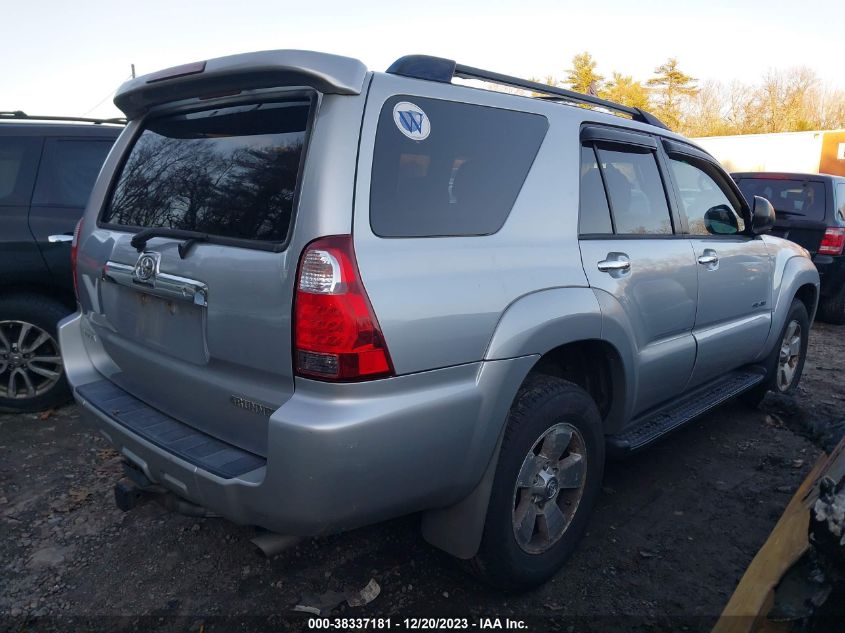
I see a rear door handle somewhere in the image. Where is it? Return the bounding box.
[48,234,73,243]
[597,254,631,273]
[697,250,719,266]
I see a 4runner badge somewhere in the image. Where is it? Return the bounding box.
[230,395,274,417]
[393,101,430,141]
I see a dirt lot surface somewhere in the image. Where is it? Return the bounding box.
[2,323,844,632]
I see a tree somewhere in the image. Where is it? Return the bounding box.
[647,58,698,129]
[602,72,650,109]
[565,52,603,94]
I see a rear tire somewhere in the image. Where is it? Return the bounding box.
[741,298,809,408]
[0,294,72,413]
[469,375,604,590]
[818,285,845,325]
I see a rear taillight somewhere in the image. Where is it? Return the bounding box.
[71,218,83,300]
[293,235,394,381]
[819,227,845,256]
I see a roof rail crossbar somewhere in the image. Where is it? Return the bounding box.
[0,111,126,125]
[386,55,669,130]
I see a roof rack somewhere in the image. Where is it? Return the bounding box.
[0,111,126,125]
[385,55,669,130]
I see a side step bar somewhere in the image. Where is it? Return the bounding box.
[607,369,766,456]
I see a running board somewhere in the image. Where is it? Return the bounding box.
[607,369,766,455]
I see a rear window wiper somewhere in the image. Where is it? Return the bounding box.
[130,228,211,259]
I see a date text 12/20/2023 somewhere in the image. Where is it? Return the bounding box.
[307,618,528,629]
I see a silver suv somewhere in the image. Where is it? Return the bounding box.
[60,50,820,589]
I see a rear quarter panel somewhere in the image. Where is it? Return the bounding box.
[353,74,590,375]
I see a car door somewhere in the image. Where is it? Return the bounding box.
[662,140,773,387]
[29,136,116,290]
[0,134,45,286]
[578,126,698,416]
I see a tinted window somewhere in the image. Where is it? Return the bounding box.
[579,145,612,234]
[370,96,548,237]
[596,146,672,235]
[668,157,745,235]
[736,178,826,221]
[0,136,41,205]
[32,139,114,208]
[102,100,310,243]
[836,183,845,223]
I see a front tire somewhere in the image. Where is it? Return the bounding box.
[0,294,72,413]
[470,375,604,590]
[742,298,809,408]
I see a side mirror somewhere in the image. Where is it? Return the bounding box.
[750,196,776,235]
[703,205,740,235]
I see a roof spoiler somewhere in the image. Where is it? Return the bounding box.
[114,50,368,119]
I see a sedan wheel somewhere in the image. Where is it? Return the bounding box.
[0,320,64,401]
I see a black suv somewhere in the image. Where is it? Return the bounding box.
[1,112,122,411]
[734,172,845,323]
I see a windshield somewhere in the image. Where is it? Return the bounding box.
[101,100,311,243]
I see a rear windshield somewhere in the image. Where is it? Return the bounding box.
[370,96,548,237]
[101,100,310,243]
[736,178,826,221]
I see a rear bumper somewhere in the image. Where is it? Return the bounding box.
[814,255,845,297]
[59,312,535,535]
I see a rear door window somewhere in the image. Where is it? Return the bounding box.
[595,146,673,235]
[370,96,548,237]
[579,145,613,234]
[101,100,311,244]
[736,178,826,221]
[32,138,114,208]
[0,136,42,205]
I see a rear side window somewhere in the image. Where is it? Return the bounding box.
[102,100,311,243]
[595,146,672,235]
[736,178,826,221]
[32,138,114,208]
[836,183,845,223]
[370,96,548,237]
[0,136,41,205]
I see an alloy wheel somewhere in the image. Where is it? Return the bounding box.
[511,422,588,554]
[776,319,802,392]
[0,321,64,400]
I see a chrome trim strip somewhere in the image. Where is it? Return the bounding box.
[102,261,208,307]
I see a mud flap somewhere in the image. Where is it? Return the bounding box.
[420,432,504,560]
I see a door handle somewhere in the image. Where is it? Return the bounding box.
[48,234,73,243]
[697,250,719,266]
[597,254,631,273]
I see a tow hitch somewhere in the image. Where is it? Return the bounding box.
[113,461,217,518]
[114,477,151,512]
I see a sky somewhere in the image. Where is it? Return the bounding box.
[1,0,841,120]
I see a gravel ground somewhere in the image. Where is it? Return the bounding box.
[1,323,843,632]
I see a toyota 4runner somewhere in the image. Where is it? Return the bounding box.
[59,50,820,589]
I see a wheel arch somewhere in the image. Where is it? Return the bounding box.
[422,288,631,559]
[0,282,76,312]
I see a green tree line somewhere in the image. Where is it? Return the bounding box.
[525,52,845,137]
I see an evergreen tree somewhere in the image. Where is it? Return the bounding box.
[647,58,698,129]
[565,52,604,94]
